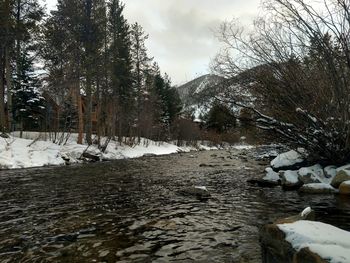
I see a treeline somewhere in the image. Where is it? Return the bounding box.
[0,0,182,145]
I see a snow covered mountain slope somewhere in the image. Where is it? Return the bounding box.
[177,74,225,121]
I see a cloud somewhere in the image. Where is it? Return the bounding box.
[44,0,260,84]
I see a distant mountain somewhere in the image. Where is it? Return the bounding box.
[176,71,256,121]
[177,74,224,107]
[176,74,226,121]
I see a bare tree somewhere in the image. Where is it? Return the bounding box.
[212,0,350,164]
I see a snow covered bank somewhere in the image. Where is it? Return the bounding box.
[0,135,185,169]
[278,220,350,263]
[1,132,245,170]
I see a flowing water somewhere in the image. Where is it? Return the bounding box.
[0,148,350,263]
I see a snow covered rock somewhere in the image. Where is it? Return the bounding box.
[299,183,337,194]
[260,208,319,263]
[339,180,350,195]
[324,165,337,179]
[261,207,350,263]
[330,166,350,188]
[278,221,350,263]
[247,167,281,187]
[280,170,303,190]
[297,164,325,184]
[271,150,306,171]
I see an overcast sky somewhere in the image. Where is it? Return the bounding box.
[43,0,261,85]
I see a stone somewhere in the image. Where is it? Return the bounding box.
[330,168,350,188]
[271,149,306,172]
[280,170,303,190]
[247,168,280,187]
[339,180,350,195]
[297,164,324,184]
[324,165,337,179]
[179,186,211,200]
[299,183,337,194]
[260,208,326,263]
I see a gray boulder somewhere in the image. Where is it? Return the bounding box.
[330,166,350,188]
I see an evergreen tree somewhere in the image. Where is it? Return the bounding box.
[130,22,152,139]
[12,51,45,131]
[107,0,133,138]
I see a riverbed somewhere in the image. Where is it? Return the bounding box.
[0,148,350,262]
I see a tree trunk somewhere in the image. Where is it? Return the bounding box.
[77,78,84,144]
[85,73,92,145]
[5,49,13,132]
[0,55,5,132]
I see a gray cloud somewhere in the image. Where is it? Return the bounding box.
[44,0,260,84]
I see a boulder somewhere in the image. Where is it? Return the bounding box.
[271,149,306,172]
[280,170,303,190]
[260,208,320,263]
[299,183,337,194]
[298,164,324,184]
[339,180,350,195]
[330,166,350,188]
[324,165,337,179]
[260,208,350,263]
[248,167,281,187]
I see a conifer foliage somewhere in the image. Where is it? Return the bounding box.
[0,0,182,143]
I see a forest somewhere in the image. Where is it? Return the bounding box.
[0,0,184,147]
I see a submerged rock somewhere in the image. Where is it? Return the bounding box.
[299,183,337,194]
[179,186,211,200]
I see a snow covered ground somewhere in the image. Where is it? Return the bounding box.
[0,132,234,170]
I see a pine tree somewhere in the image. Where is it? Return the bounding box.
[12,51,45,132]
[5,0,44,135]
[130,22,152,140]
[107,0,133,139]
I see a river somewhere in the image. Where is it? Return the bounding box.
[0,148,350,262]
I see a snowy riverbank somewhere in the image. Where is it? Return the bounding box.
[0,132,229,170]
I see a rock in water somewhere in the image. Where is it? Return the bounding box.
[297,164,324,184]
[299,183,337,194]
[271,150,306,172]
[331,166,350,188]
[180,186,210,201]
[339,180,350,195]
[280,170,303,190]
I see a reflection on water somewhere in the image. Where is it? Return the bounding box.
[0,149,349,262]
